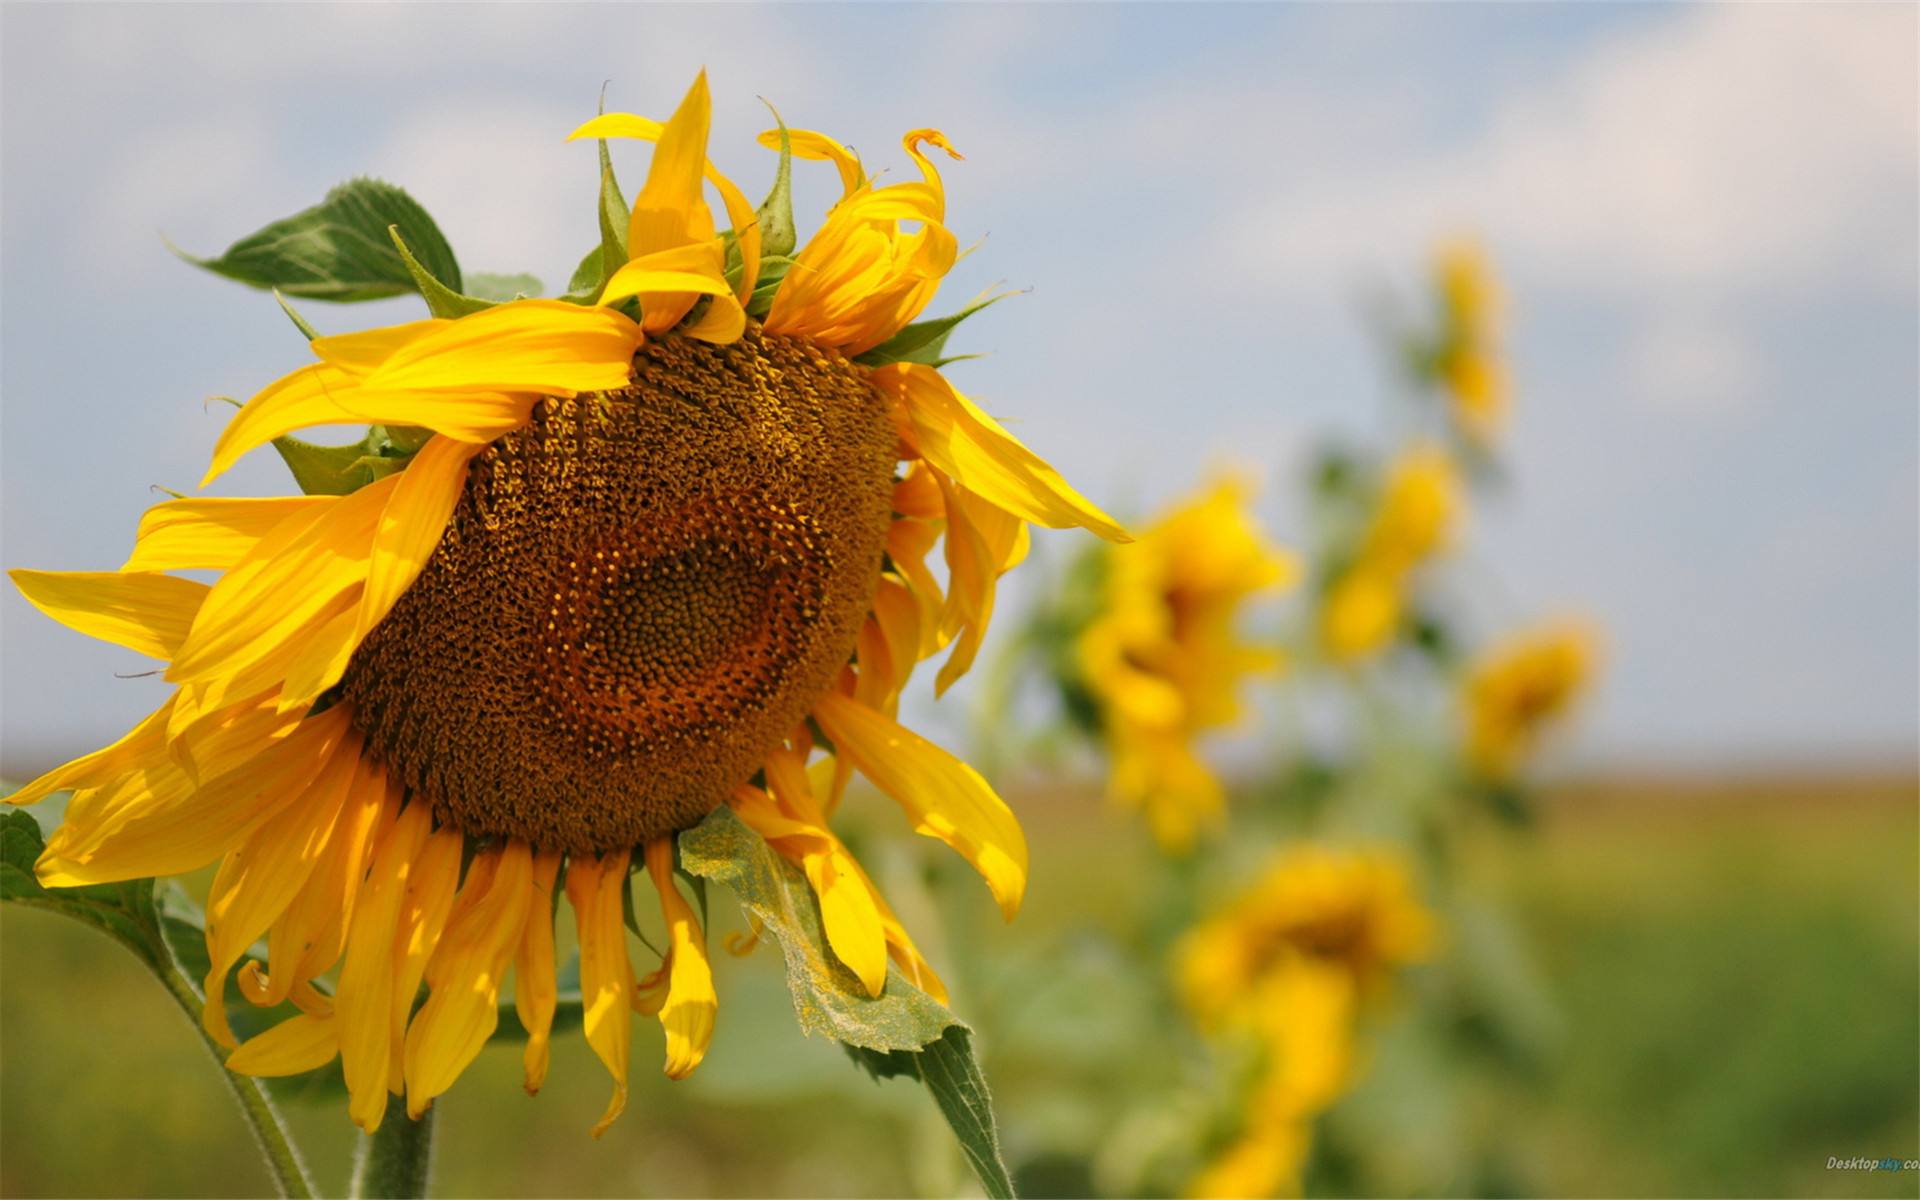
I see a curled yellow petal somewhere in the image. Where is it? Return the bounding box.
[10,569,208,661]
[756,126,865,198]
[873,363,1130,542]
[811,690,1026,921]
[513,849,564,1095]
[642,838,717,1080]
[567,849,635,1137]
[336,798,433,1133]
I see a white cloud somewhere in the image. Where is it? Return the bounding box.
[1247,5,1918,300]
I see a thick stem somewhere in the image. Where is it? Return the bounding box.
[144,931,318,1199]
[351,1094,436,1200]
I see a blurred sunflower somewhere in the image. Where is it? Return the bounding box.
[1076,480,1297,851]
[1318,444,1462,663]
[1177,846,1435,1198]
[1429,240,1509,446]
[8,72,1126,1135]
[1463,620,1599,780]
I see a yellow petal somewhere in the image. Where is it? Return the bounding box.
[337,799,433,1133]
[200,736,362,1047]
[567,849,635,1137]
[403,841,534,1116]
[309,320,448,373]
[124,497,332,572]
[7,696,173,808]
[644,838,717,1079]
[387,826,464,1088]
[38,706,353,887]
[874,363,1129,542]
[267,754,393,1001]
[811,691,1026,920]
[226,1013,341,1078]
[362,300,643,398]
[513,849,564,1094]
[203,361,370,485]
[737,773,888,997]
[167,474,392,687]
[10,569,208,661]
[353,436,481,644]
[756,126,865,198]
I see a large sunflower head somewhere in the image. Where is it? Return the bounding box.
[8,72,1126,1135]
[1069,479,1297,851]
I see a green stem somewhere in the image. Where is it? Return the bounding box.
[141,922,317,1199]
[351,1094,436,1199]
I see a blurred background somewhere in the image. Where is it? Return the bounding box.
[2,4,1914,1198]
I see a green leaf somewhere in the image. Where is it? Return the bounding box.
[1,810,158,964]
[464,272,543,302]
[755,104,797,259]
[678,806,954,1051]
[856,289,1016,368]
[388,227,492,318]
[271,429,412,496]
[176,178,462,302]
[846,1028,1016,1199]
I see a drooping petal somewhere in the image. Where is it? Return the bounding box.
[873,363,1129,542]
[265,754,393,1001]
[336,798,433,1133]
[811,691,1026,920]
[203,362,371,486]
[513,849,564,1095]
[124,497,333,572]
[567,849,635,1137]
[386,824,464,1088]
[403,841,534,1116]
[226,1013,341,1078]
[641,838,716,1080]
[200,734,362,1046]
[10,570,208,661]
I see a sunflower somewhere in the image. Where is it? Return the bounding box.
[1177,847,1435,1198]
[8,72,1126,1135]
[1317,444,1461,663]
[1075,479,1297,851]
[1429,240,1509,447]
[1462,620,1598,780]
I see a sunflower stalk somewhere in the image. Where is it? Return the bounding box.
[351,1095,436,1200]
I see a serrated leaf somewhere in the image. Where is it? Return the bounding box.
[846,1028,1016,1199]
[271,430,411,496]
[177,178,462,302]
[856,289,1016,368]
[678,806,954,1052]
[464,273,544,302]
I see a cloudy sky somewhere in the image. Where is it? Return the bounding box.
[2,3,1914,773]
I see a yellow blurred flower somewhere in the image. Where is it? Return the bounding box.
[1318,445,1463,663]
[1178,846,1436,1198]
[9,73,1128,1136]
[1463,620,1600,779]
[1077,479,1298,851]
[1432,240,1510,446]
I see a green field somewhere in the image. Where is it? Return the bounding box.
[2,775,1914,1199]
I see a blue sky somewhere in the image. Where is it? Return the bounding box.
[3,3,1915,773]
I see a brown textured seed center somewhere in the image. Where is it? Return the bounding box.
[340,327,899,853]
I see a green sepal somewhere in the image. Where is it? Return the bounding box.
[464,273,544,302]
[845,1028,1017,1200]
[754,103,798,259]
[274,290,321,340]
[174,177,462,302]
[388,226,492,318]
[856,289,1016,368]
[744,255,795,320]
[271,427,414,496]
